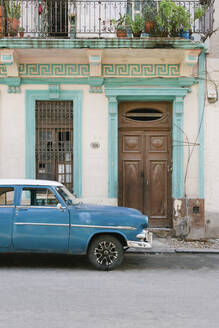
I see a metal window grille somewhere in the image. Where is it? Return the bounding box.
[35,101,73,191]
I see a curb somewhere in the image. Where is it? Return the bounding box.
[127,248,219,254]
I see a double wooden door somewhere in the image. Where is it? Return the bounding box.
[118,102,172,227]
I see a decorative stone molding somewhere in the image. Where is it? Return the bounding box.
[0,65,7,76]
[48,84,61,99]
[0,53,13,66]
[180,49,201,76]
[19,64,90,77]
[88,55,102,77]
[105,87,189,199]
[88,77,104,93]
[5,77,21,93]
[102,64,180,77]
[25,89,83,197]
[0,50,19,78]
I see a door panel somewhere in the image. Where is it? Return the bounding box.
[118,102,172,228]
[122,161,143,211]
[13,187,69,251]
[149,161,167,216]
[0,187,15,248]
[119,132,144,213]
[144,131,171,227]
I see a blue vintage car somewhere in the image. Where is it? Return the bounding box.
[0,179,152,270]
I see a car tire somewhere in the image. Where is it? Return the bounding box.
[88,235,124,270]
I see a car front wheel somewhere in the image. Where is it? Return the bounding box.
[88,235,124,270]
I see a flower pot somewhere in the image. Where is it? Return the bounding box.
[180,29,190,39]
[133,31,142,37]
[0,5,4,17]
[116,29,127,37]
[19,31,24,38]
[8,18,19,36]
[0,5,5,34]
[145,21,154,34]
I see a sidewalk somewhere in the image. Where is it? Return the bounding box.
[127,235,219,254]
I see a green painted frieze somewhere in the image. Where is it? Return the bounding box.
[102,64,180,77]
[0,65,7,76]
[19,64,90,77]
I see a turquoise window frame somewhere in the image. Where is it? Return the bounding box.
[25,89,82,197]
[105,87,191,200]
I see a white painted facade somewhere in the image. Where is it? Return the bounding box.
[205,0,219,237]
[0,80,200,202]
[0,0,214,236]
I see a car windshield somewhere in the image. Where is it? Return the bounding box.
[56,186,79,205]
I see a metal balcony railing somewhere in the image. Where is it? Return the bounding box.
[0,0,215,39]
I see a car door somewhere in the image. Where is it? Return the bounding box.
[0,186,15,248]
[13,186,69,251]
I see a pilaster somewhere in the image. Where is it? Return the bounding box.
[172,96,185,198]
[107,96,118,198]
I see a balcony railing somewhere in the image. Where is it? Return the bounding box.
[0,0,215,39]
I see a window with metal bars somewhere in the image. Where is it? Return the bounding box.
[35,101,73,191]
[46,0,69,37]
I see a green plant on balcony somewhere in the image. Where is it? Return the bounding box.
[171,5,191,37]
[112,14,127,37]
[5,0,21,36]
[69,12,76,38]
[126,14,145,37]
[154,0,191,37]
[194,5,208,20]
[18,26,24,37]
[143,1,157,34]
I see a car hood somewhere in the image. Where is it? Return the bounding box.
[72,203,142,216]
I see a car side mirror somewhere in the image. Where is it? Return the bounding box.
[57,203,65,211]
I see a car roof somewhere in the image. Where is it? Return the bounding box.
[0,179,63,186]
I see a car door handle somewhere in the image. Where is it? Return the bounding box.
[16,207,29,211]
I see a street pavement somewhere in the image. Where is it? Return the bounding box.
[0,252,219,328]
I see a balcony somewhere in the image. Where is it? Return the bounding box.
[0,0,215,40]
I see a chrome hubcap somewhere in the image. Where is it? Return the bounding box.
[94,241,118,266]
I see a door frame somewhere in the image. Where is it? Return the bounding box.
[25,89,82,197]
[105,87,191,201]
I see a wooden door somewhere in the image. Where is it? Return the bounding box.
[118,102,172,227]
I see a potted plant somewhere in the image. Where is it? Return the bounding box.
[112,14,127,37]
[154,0,191,37]
[143,2,157,34]
[194,5,207,20]
[155,0,176,36]
[5,0,21,36]
[180,22,192,39]
[126,14,145,37]
[0,3,5,36]
[172,4,191,37]
[69,12,76,38]
[18,26,24,37]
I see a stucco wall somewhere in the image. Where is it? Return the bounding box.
[0,84,114,204]
[183,84,199,199]
[0,81,201,207]
[209,0,219,58]
[204,1,219,237]
[205,62,219,236]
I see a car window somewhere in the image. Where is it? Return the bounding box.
[21,188,58,207]
[56,186,79,205]
[0,187,14,206]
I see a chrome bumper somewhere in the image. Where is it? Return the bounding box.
[127,229,153,249]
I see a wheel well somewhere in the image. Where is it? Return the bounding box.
[87,232,127,252]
